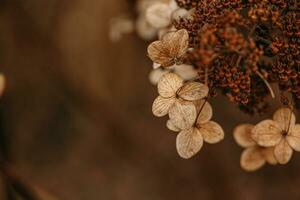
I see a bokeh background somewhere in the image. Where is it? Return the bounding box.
[0,0,300,200]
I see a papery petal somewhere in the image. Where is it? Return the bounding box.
[157,73,183,98]
[287,124,300,152]
[274,139,293,164]
[195,100,212,124]
[176,128,203,159]
[198,121,224,144]
[262,147,277,165]
[147,41,175,67]
[152,96,175,117]
[169,100,197,130]
[146,3,172,29]
[241,147,265,171]
[166,119,180,132]
[273,107,295,133]
[178,82,208,101]
[233,124,256,148]
[162,29,189,58]
[252,120,282,147]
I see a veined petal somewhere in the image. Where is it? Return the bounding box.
[262,147,277,165]
[273,107,295,133]
[152,96,175,117]
[176,128,203,159]
[233,124,256,148]
[287,124,300,152]
[147,41,174,67]
[169,100,197,130]
[178,82,209,101]
[166,119,180,132]
[274,139,293,164]
[167,29,189,58]
[195,100,213,124]
[252,120,282,147]
[198,121,224,144]
[157,73,183,98]
[241,147,265,171]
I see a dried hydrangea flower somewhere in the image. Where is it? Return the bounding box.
[234,124,277,171]
[252,107,300,164]
[152,72,208,117]
[169,100,224,159]
[147,29,189,67]
[149,64,198,85]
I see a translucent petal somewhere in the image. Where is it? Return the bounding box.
[178,82,208,101]
[274,139,293,164]
[287,124,300,152]
[166,119,180,132]
[147,40,175,67]
[273,107,295,133]
[167,29,189,58]
[262,147,277,165]
[198,121,224,144]
[195,100,212,124]
[176,128,203,159]
[145,3,172,29]
[240,147,265,171]
[152,96,175,117]
[157,73,183,98]
[233,124,256,148]
[169,100,197,130]
[252,120,282,147]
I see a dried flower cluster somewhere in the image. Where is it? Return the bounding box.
[111,0,300,171]
[234,107,300,171]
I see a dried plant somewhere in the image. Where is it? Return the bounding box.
[111,0,300,171]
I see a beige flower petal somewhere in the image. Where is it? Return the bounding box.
[167,29,189,58]
[262,147,277,165]
[178,82,209,101]
[145,3,172,29]
[136,16,157,40]
[274,139,293,164]
[233,124,256,148]
[273,107,295,132]
[198,121,224,144]
[252,120,282,147]
[152,96,175,117]
[169,100,197,130]
[241,147,266,171]
[147,40,175,67]
[166,119,180,132]
[157,73,183,98]
[195,100,212,124]
[176,128,203,159]
[287,124,300,152]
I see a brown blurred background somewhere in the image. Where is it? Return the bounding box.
[0,0,300,200]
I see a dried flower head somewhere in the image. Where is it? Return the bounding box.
[168,100,224,159]
[147,29,189,67]
[234,124,277,171]
[152,72,208,117]
[252,108,300,164]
